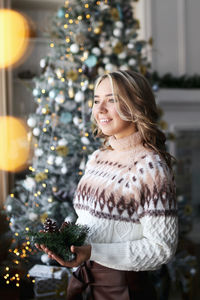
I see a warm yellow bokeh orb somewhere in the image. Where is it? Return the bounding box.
[0,116,31,172]
[0,9,30,68]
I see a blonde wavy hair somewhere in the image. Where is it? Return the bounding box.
[92,70,175,169]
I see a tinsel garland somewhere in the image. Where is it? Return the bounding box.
[28,219,89,261]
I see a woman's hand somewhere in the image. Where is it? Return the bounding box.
[35,243,91,268]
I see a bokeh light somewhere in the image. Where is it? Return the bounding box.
[0,9,30,68]
[0,116,31,172]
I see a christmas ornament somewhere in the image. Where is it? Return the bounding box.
[61,165,68,174]
[128,58,137,66]
[70,43,79,54]
[74,91,85,103]
[49,88,58,99]
[35,148,44,157]
[23,177,36,191]
[48,77,54,85]
[81,136,90,145]
[40,58,46,69]
[55,93,65,104]
[67,70,78,81]
[32,88,41,97]
[33,127,40,137]
[113,28,121,37]
[113,42,123,54]
[56,145,69,156]
[47,155,54,165]
[27,117,36,128]
[35,172,48,183]
[102,57,109,64]
[84,55,97,68]
[91,47,101,56]
[29,212,38,221]
[58,138,68,146]
[55,156,63,166]
[43,218,58,233]
[6,205,12,212]
[41,253,50,264]
[115,21,123,29]
[73,116,80,126]
[118,52,127,59]
[60,112,72,124]
[57,7,66,19]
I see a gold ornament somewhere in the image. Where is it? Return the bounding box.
[110,8,120,20]
[94,27,101,34]
[66,70,78,81]
[35,172,48,182]
[159,120,168,130]
[113,42,124,54]
[40,212,48,223]
[52,186,57,192]
[56,145,69,156]
[140,65,147,75]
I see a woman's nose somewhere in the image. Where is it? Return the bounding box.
[98,101,107,112]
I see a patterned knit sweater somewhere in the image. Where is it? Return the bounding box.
[73,131,178,271]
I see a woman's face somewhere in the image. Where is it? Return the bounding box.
[92,78,136,139]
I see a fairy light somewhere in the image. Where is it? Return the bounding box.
[5,267,9,271]
[50,43,54,48]
[65,37,70,43]
[27,241,30,245]
[10,193,14,198]
[44,169,49,173]
[37,98,41,103]
[75,20,79,24]
[65,13,69,18]
[38,191,41,195]
[6,280,9,284]
[69,19,73,24]
[85,132,89,137]
[32,279,35,283]
[85,3,89,8]
[34,143,38,148]
[78,68,83,73]
[41,89,45,94]
[88,27,92,32]
[79,171,83,175]
[61,78,65,82]
[82,146,87,150]
[51,146,55,150]
[25,227,30,232]
[27,274,30,278]
[45,120,50,124]
[34,193,37,197]
[42,183,46,187]
[77,15,82,20]
[64,24,68,29]
[43,128,47,132]
[96,1,100,5]
[15,233,19,237]
[86,14,90,19]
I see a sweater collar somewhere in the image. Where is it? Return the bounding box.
[108,131,142,151]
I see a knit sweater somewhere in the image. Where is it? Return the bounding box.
[73,131,178,271]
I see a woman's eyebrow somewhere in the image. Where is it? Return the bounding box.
[94,93,114,98]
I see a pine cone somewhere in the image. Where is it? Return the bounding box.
[59,221,70,232]
[43,218,58,233]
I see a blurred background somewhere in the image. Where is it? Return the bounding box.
[0,0,200,299]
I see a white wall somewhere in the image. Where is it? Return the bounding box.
[133,0,200,76]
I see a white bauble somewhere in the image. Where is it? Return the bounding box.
[102,57,109,64]
[48,77,54,85]
[73,116,80,126]
[41,254,50,264]
[115,21,123,29]
[125,28,132,35]
[55,68,63,78]
[61,165,68,174]
[7,205,12,212]
[110,37,118,47]
[79,159,86,170]
[68,79,73,87]
[127,43,135,49]
[99,41,105,48]
[58,138,68,146]
[24,177,36,191]
[81,80,89,91]
[104,46,112,55]
[35,148,43,157]
[98,67,105,76]
[81,136,90,145]
[40,58,46,68]
[75,91,85,103]
[29,212,38,221]
[47,155,54,165]
[105,63,116,72]
[118,52,127,59]
[113,28,121,37]
[78,123,84,130]
[33,128,40,137]
[70,43,79,54]
[128,58,137,66]
[91,47,101,56]
[119,64,128,71]
[55,94,65,104]
[55,156,63,166]
[27,117,36,128]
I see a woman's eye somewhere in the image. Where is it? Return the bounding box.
[108,98,115,103]
[93,100,99,104]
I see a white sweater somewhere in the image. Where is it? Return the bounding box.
[73,132,178,271]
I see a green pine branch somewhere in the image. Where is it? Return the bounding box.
[27,223,89,261]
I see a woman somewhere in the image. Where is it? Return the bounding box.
[37,70,178,299]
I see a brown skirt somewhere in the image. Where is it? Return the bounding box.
[66,260,157,300]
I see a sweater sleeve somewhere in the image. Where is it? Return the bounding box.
[90,154,178,271]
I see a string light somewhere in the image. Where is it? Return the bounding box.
[65,37,70,43]
[42,183,46,187]
[10,193,14,198]
[65,13,69,18]
[43,128,47,132]
[42,89,45,94]
[85,3,89,8]
[37,98,41,103]
[64,24,68,28]
[77,16,82,20]
[50,43,54,48]
[15,233,19,236]
[51,146,55,150]
[69,19,73,24]
[44,169,49,173]
[45,120,50,124]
